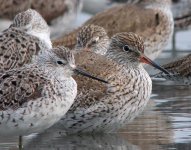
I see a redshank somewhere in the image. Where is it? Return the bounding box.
[0,46,107,148]
[67,24,110,55]
[53,0,174,60]
[52,32,170,133]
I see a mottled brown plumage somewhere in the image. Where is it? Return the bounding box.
[54,25,110,55]
[31,0,68,23]
[0,45,108,139]
[52,32,169,133]
[110,0,191,30]
[0,9,51,71]
[53,0,173,60]
[31,0,82,24]
[0,0,82,24]
[0,46,78,136]
[76,25,109,55]
[0,65,48,111]
[0,0,31,19]
[0,27,48,71]
[153,54,191,85]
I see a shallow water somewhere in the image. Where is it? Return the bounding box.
[0,32,191,150]
[0,2,191,149]
[1,35,191,149]
[1,83,191,150]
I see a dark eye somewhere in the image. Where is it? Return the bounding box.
[91,40,97,45]
[57,61,63,65]
[123,45,131,52]
[91,37,99,45]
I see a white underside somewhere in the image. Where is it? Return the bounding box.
[0,77,77,136]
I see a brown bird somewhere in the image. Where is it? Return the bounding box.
[0,0,83,39]
[31,0,83,38]
[70,24,110,55]
[0,0,82,25]
[53,0,174,60]
[0,46,107,148]
[109,0,191,30]
[0,9,51,71]
[0,0,31,19]
[31,0,82,24]
[153,54,191,85]
[51,32,169,134]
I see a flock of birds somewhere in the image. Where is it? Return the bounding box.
[0,0,190,149]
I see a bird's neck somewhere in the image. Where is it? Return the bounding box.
[105,51,140,68]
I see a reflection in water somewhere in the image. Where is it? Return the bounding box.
[153,84,191,144]
[0,0,190,148]
[25,133,140,150]
[119,100,173,150]
[1,82,191,149]
[0,134,35,150]
[21,83,191,150]
[0,84,190,150]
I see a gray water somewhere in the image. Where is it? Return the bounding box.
[1,83,191,150]
[0,4,191,150]
[0,28,191,149]
[1,35,191,149]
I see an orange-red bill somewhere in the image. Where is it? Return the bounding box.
[140,54,170,74]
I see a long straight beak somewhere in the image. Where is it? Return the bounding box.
[140,54,170,74]
[74,68,108,84]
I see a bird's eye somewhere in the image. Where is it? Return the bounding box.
[123,45,131,52]
[91,40,97,45]
[57,61,63,65]
[91,37,100,45]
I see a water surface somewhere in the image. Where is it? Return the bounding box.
[1,76,191,150]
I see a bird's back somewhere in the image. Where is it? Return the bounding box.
[0,27,48,71]
[59,51,152,133]
[53,3,173,60]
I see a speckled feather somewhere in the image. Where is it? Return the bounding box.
[55,51,151,133]
[154,54,191,85]
[0,0,82,23]
[53,0,173,60]
[76,25,108,48]
[0,65,48,111]
[31,0,82,24]
[53,33,152,133]
[0,0,31,19]
[0,47,77,136]
[53,24,109,50]
[0,9,52,71]
[0,27,49,71]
